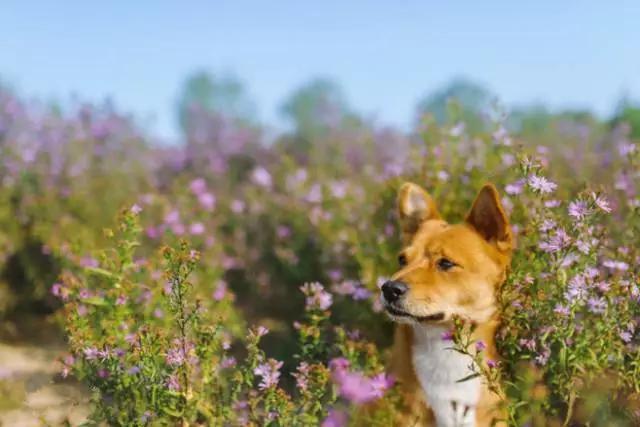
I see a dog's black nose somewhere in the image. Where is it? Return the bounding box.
[381,280,408,303]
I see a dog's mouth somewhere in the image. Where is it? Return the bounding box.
[384,304,446,323]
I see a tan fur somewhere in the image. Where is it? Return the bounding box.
[386,183,513,426]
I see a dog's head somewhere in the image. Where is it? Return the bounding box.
[381,182,513,325]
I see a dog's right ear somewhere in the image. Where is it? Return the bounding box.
[397,182,440,244]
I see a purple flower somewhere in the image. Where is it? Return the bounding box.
[77,305,88,316]
[146,226,160,239]
[603,259,629,271]
[329,357,351,373]
[116,295,127,305]
[300,282,333,311]
[251,167,272,188]
[255,325,269,338]
[554,304,570,316]
[505,179,525,195]
[620,331,633,343]
[441,330,454,341]
[276,225,292,239]
[352,287,372,300]
[292,362,311,392]
[519,338,536,351]
[539,228,571,253]
[254,359,283,390]
[164,209,180,224]
[487,359,498,368]
[189,178,207,195]
[539,219,556,233]
[330,181,348,199]
[475,340,486,352]
[568,200,589,220]
[332,369,393,404]
[80,257,99,268]
[592,193,612,213]
[535,348,551,366]
[166,374,180,391]
[165,340,197,366]
[213,281,227,301]
[322,409,348,427]
[369,373,395,397]
[587,297,607,314]
[198,192,216,211]
[130,204,143,214]
[51,283,63,297]
[220,357,237,369]
[528,174,557,194]
[189,222,205,235]
[83,347,99,361]
[230,199,245,213]
[305,184,323,204]
[127,366,141,375]
[565,274,588,302]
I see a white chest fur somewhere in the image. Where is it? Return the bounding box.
[412,324,481,427]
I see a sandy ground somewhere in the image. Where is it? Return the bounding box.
[0,319,90,427]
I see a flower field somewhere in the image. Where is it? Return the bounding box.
[0,83,639,426]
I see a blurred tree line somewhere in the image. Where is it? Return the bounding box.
[176,71,640,147]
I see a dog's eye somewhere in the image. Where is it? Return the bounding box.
[398,254,408,266]
[437,258,457,271]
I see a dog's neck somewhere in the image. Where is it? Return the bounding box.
[411,322,494,427]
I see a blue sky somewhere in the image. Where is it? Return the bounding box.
[2,1,639,141]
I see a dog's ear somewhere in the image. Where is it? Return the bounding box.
[397,182,440,243]
[465,184,512,252]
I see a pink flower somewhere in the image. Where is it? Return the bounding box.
[292,362,311,392]
[505,179,525,195]
[230,199,245,213]
[592,193,612,213]
[300,282,333,311]
[255,326,269,338]
[130,204,142,214]
[441,330,454,341]
[251,167,272,188]
[166,374,180,391]
[254,359,283,390]
[51,283,63,297]
[322,409,348,427]
[213,281,227,301]
[220,357,237,369]
[164,210,180,224]
[198,192,216,211]
[528,174,557,194]
[189,222,205,235]
[568,200,589,220]
[331,367,393,404]
[189,178,207,195]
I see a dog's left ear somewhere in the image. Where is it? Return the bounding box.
[465,184,512,252]
[397,182,440,244]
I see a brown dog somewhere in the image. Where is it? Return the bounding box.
[381,182,513,426]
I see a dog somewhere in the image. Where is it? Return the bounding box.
[381,182,513,427]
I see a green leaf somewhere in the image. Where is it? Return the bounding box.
[84,297,107,306]
[85,267,117,279]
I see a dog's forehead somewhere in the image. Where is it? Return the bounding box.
[412,221,486,253]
